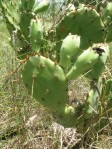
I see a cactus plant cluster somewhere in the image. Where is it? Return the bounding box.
[0,0,112,132]
[0,0,50,59]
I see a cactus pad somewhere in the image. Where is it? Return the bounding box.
[66,47,100,81]
[86,44,109,80]
[59,34,82,69]
[29,18,43,52]
[84,79,102,118]
[56,6,105,50]
[22,55,68,112]
[33,0,50,14]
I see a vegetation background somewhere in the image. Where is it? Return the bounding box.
[0,0,112,148]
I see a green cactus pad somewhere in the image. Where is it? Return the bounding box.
[86,44,109,80]
[0,0,26,51]
[56,6,105,50]
[27,0,35,10]
[19,0,27,11]
[33,0,50,14]
[66,47,99,81]
[84,78,102,118]
[102,2,112,42]
[20,11,33,42]
[56,106,77,127]
[106,24,112,42]
[29,18,43,52]
[102,2,112,25]
[19,0,35,11]
[22,55,68,112]
[19,0,36,42]
[59,34,82,69]
[1,0,20,30]
[56,104,85,129]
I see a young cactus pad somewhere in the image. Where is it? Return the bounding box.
[56,104,85,129]
[56,106,77,127]
[59,34,82,69]
[66,47,100,81]
[102,2,112,41]
[29,18,43,52]
[1,0,20,31]
[20,11,33,42]
[33,0,50,14]
[84,78,102,118]
[22,55,68,112]
[85,44,109,80]
[1,0,20,30]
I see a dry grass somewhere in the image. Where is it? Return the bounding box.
[0,20,112,149]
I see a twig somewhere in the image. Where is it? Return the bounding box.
[1,58,27,79]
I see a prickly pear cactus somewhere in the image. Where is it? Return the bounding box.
[1,0,112,132]
[0,0,50,59]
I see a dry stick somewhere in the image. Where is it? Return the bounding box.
[1,50,42,90]
[0,52,41,90]
[0,77,11,91]
[0,58,28,91]
[48,0,75,32]
[1,59,27,79]
[95,84,112,130]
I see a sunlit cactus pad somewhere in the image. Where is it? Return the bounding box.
[56,6,105,50]
[22,55,68,113]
